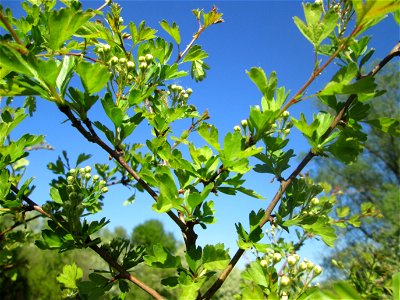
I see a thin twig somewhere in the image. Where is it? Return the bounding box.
[58,105,187,233]
[0,214,42,239]
[279,25,363,114]
[200,41,400,300]
[0,10,28,54]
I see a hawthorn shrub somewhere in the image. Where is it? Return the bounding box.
[0,0,399,299]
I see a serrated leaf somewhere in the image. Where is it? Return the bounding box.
[160,20,181,45]
[56,263,83,289]
[197,124,220,150]
[364,117,400,136]
[47,7,93,50]
[144,244,181,268]
[352,0,400,27]
[336,206,350,218]
[76,61,110,94]
[76,153,92,167]
[182,45,208,62]
[191,59,209,82]
[202,244,230,270]
[129,21,158,45]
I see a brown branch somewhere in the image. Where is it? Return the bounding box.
[0,10,28,54]
[57,105,187,234]
[279,25,363,114]
[201,41,400,300]
[0,214,41,239]
[9,184,165,299]
[90,244,165,300]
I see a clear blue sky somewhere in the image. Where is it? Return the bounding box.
[2,1,399,267]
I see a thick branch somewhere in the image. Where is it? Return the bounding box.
[9,185,164,299]
[57,105,187,232]
[201,41,400,300]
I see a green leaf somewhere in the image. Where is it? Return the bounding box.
[37,229,63,249]
[129,21,158,45]
[56,263,83,289]
[57,56,76,96]
[393,272,400,300]
[202,243,230,270]
[186,184,213,213]
[302,219,337,247]
[47,7,93,50]
[159,20,181,45]
[36,58,62,88]
[197,124,220,150]
[247,67,277,101]
[191,60,210,82]
[0,44,40,79]
[241,261,269,288]
[242,285,265,300]
[352,0,400,27]
[315,281,362,299]
[336,206,350,218]
[76,61,110,94]
[182,45,208,62]
[364,117,400,136]
[76,153,92,167]
[152,167,180,213]
[293,3,338,48]
[144,244,181,268]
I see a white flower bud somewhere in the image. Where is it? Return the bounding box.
[311,197,320,205]
[260,259,268,267]
[103,44,111,51]
[281,275,290,286]
[186,88,193,95]
[67,176,74,184]
[273,253,282,263]
[299,261,307,271]
[282,111,290,118]
[138,55,146,62]
[234,125,241,131]
[84,166,91,173]
[101,187,108,193]
[109,56,119,65]
[69,168,76,174]
[127,61,135,69]
[145,53,153,62]
[313,265,322,275]
[139,62,147,69]
[287,255,297,266]
[119,57,127,64]
[241,119,248,127]
[85,173,91,179]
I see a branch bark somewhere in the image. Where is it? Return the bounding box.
[9,185,165,300]
[200,41,400,300]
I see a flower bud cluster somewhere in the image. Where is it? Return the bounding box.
[66,166,108,206]
[277,255,322,290]
[138,53,154,70]
[259,251,283,268]
[169,84,192,105]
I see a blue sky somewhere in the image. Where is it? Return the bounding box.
[2,1,399,267]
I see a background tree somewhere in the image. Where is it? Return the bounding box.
[131,219,179,254]
[314,61,400,298]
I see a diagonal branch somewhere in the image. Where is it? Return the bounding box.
[57,105,187,232]
[200,41,400,300]
[9,184,165,300]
